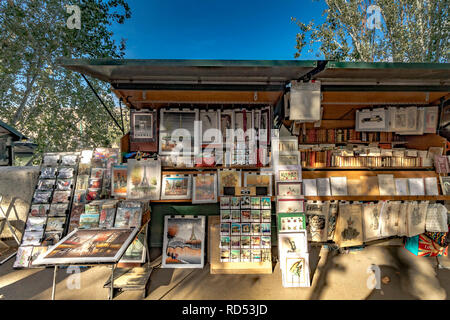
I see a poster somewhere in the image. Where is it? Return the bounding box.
[111,164,127,197]
[162,216,205,268]
[335,202,363,247]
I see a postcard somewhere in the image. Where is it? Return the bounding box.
[241,249,251,262]
[56,179,73,191]
[21,230,43,246]
[33,191,52,204]
[52,191,70,203]
[240,196,251,209]
[58,167,74,179]
[231,223,241,235]
[220,210,231,222]
[49,203,69,216]
[40,167,57,179]
[250,197,261,209]
[220,223,230,235]
[261,210,271,222]
[251,236,261,248]
[261,197,271,209]
[231,235,241,248]
[240,210,250,222]
[220,196,231,209]
[75,175,89,190]
[250,210,261,222]
[251,223,261,235]
[251,249,261,262]
[220,249,230,262]
[276,196,305,213]
[241,235,251,248]
[220,236,230,248]
[230,249,240,262]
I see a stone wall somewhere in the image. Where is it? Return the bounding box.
[0,166,39,241]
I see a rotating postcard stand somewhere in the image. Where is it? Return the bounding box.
[33,227,141,300]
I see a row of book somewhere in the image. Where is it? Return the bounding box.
[299,129,397,144]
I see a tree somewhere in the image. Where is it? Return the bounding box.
[292,0,449,62]
[0,0,131,160]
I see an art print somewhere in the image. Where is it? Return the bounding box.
[49,203,69,216]
[220,196,231,209]
[220,111,234,143]
[56,179,73,191]
[251,223,261,235]
[277,196,304,213]
[42,154,60,166]
[220,236,230,248]
[231,223,241,234]
[362,202,382,242]
[241,249,251,262]
[244,172,273,196]
[220,249,230,262]
[13,246,33,268]
[261,197,271,209]
[76,175,89,190]
[220,210,231,222]
[90,168,105,179]
[45,217,66,232]
[277,182,302,196]
[231,235,241,248]
[305,201,329,242]
[111,164,127,197]
[220,223,230,234]
[200,110,220,144]
[34,228,138,265]
[218,170,241,196]
[192,174,217,204]
[61,154,78,167]
[240,210,250,222]
[21,230,43,246]
[40,167,57,179]
[119,229,147,263]
[25,216,46,231]
[277,213,306,233]
[127,159,161,200]
[132,112,154,140]
[335,203,363,247]
[58,167,74,179]
[251,236,261,248]
[327,201,339,241]
[162,216,205,268]
[278,169,300,182]
[241,223,251,235]
[37,179,55,191]
[230,197,241,209]
[282,254,310,288]
[161,175,192,200]
[68,204,84,233]
[33,191,52,204]
[52,191,70,203]
[30,204,49,217]
[250,210,261,222]
[159,109,199,155]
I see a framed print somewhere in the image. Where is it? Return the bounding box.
[127,158,161,200]
[218,169,241,196]
[281,253,311,288]
[335,202,363,248]
[159,108,199,155]
[33,228,138,265]
[131,110,154,140]
[111,164,127,197]
[277,167,301,182]
[355,108,388,131]
[162,215,205,268]
[192,173,217,204]
[161,174,192,200]
[119,228,147,263]
[200,110,221,145]
[277,182,302,197]
[276,196,304,213]
[277,212,306,233]
[220,110,234,143]
[277,151,301,168]
[278,231,308,256]
[244,172,273,196]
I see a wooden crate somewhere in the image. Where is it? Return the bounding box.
[208,216,272,275]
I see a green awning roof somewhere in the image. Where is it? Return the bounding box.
[57,58,317,87]
[0,120,27,141]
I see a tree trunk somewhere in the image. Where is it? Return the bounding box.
[11,73,38,126]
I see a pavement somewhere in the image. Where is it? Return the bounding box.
[0,245,449,300]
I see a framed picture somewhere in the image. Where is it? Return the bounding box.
[276,167,301,182]
[162,215,205,268]
[111,164,127,197]
[192,173,217,204]
[355,108,388,132]
[161,174,192,200]
[159,108,199,155]
[243,172,273,196]
[276,196,305,213]
[305,201,329,242]
[131,110,154,140]
[127,158,161,200]
[277,137,299,153]
[278,231,308,256]
[218,169,241,196]
[119,228,147,263]
[276,182,302,196]
[33,228,138,265]
[276,152,301,168]
[281,253,311,288]
[200,110,221,145]
[277,212,306,233]
[220,110,234,143]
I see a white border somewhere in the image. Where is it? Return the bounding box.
[160,174,192,200]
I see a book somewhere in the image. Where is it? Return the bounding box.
[316,178,331,196]
[434,155,449,174]
[424,177,439,196]
[394,178,409,196]
[439,176,450,195]
[377,174,396,196]
[303,179,317,196]
[408,178,425,196]
[330,177,347,196]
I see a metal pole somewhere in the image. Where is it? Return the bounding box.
[81,74,125,134]
[110,264,115,300]
[51,266,58,300]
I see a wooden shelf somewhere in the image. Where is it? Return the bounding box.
[298,141,408,145]
[162,165,268,171]
[150,196,276,204]
[305,195,450,201]
[302,167,434,171]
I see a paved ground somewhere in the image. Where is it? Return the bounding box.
[0,245,449,300]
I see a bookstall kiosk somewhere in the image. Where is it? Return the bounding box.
[52,59,450,286]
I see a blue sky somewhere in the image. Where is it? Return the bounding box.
[110,0,327,60]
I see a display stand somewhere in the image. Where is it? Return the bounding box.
[209,216,272,274]
[49,220,151,300]
[0,195,21,265]
[102,222,153,299]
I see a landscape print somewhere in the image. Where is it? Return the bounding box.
[163,216,205,268]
